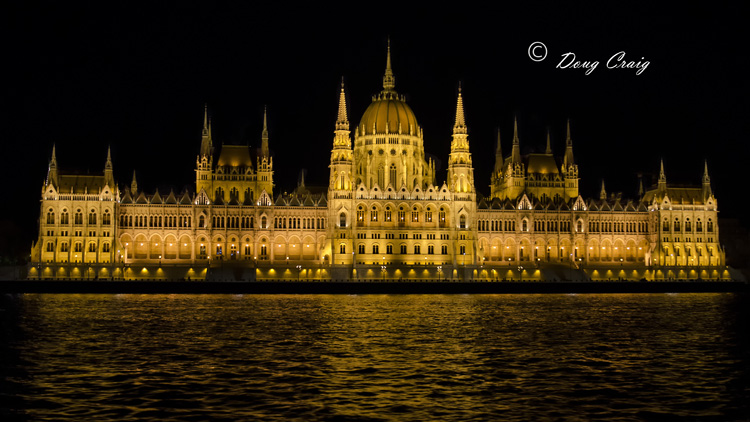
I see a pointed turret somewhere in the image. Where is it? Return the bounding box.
[702,160,712,199]
[46,144,58,187]
[261,106,269,158]
[453,82,467,135]
[104,146,114,187]
[448,84,474,194]
[382,38,395,92]
[545,130,552,154]
[493,128,503,173]
[563,119,575,169]
[200,103,213,158]
[638,175,644,198]
[336,78,349,132]
[599,179,607,200]
[131,170,138,194]
[511,116,521,163]
[658,159,667,191]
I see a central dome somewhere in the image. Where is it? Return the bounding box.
[359,92,419,135]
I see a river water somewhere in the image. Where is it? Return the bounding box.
[1,293,748,421]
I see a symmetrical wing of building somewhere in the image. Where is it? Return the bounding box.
[29,45,726,281]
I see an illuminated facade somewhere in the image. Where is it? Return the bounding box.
[29,45,726,281]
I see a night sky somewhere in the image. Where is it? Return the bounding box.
[4,3,748,259]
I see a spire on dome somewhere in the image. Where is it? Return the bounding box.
[382,38,395,91]
[261,106,269,157]
[453,82,467,135]
[336,78,349,131]
[545,130,552,154]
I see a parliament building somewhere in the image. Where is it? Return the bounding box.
[29,45,727,281]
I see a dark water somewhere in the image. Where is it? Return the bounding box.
[1,294,748,421]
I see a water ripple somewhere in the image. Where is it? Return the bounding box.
[1,293,748,421]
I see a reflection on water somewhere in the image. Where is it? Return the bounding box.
[1,293,748,421]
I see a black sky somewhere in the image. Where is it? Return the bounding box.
[4,3,749,257]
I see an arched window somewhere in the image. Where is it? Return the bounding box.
[522,220,528,232]
[389,164,397,187]
[576,220,583,232]
[685,219,692,232]
[61,210,69,225]
[340,212,347,227]
[199,215,205,228]
[46,209,55,224]
[339,243,346,254]
[707,219,714,232]
[697,220,703,232]
[261,216,267,229]
[88,210,97,225]
[674,218,681,232]
[460,215,467,229]
[371,206,378,222]
[74,210,83,225]
[102,210,111,225]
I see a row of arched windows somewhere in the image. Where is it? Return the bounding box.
[662,218,713,233]
[46,209,111,226]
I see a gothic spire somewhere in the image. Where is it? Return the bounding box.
[702,159,710,183]
[131,170,138,194]
[511,116,521,163]
[336,78,349,131]
[200,104,212,158]
[47,144,58,187]
[638,175,644,197]
[105,145,112,170]
[600,179,607,200]
[563,119,575,168]
[658,159,667,192]
[202,103,209,137]
[702,160,712,199]
[545,130,552,154]
[382,38,395,92]
[261,106,269,157]
[453,82,467,135]
[493,128,503,174]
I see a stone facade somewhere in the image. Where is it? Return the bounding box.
[29,45,726,281]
